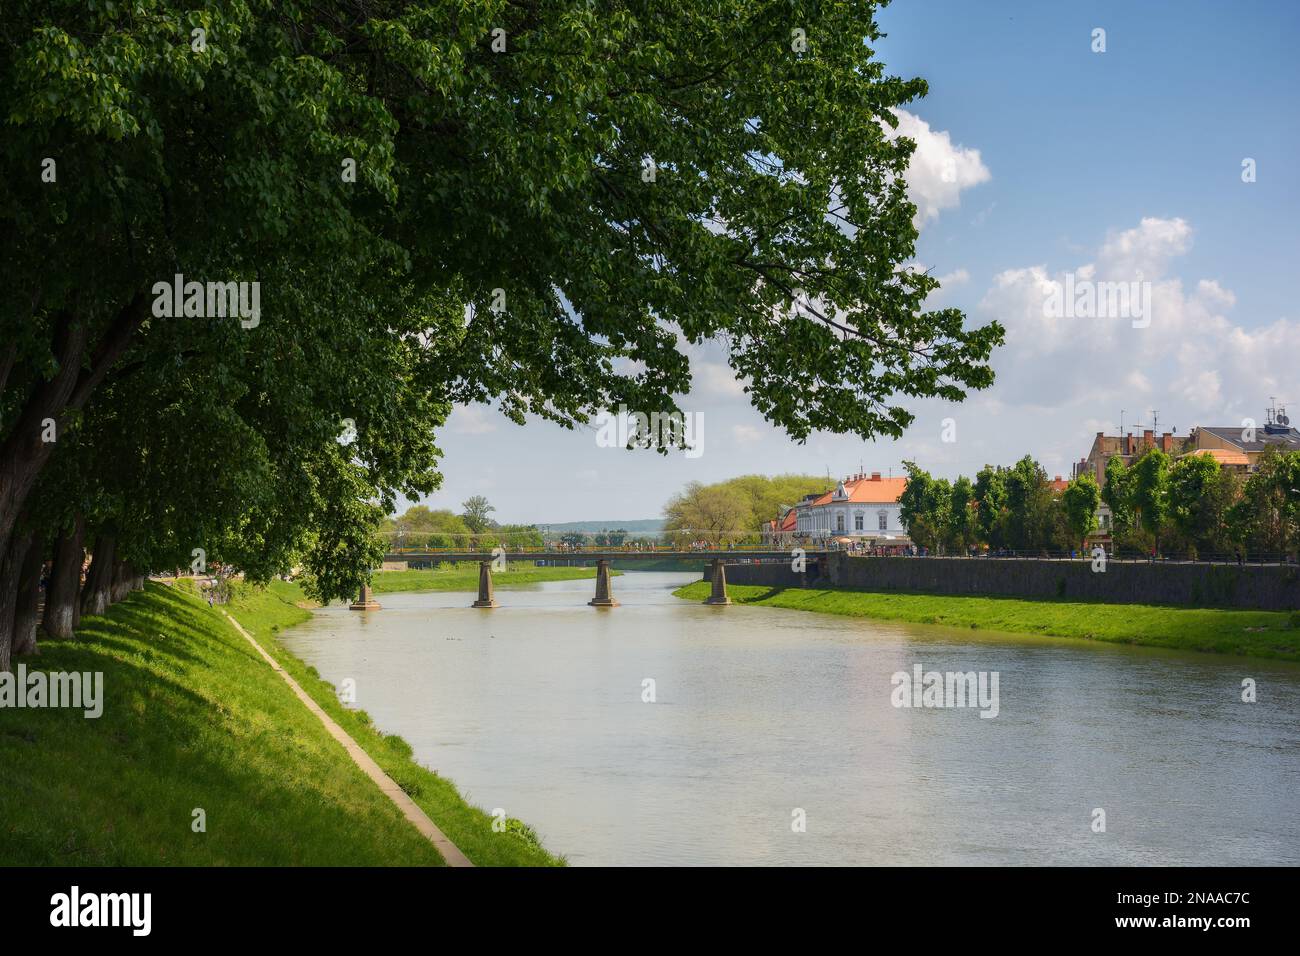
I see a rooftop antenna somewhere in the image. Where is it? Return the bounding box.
[1151,409,1159,436]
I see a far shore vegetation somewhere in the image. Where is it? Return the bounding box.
[369,563,609,594]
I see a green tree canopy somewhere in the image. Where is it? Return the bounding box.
[1167,453,1233,556]
[1061,474,1101,547]
[1232,449,1300,557]
[898,461,951,551]
[0,0,1006,665]
[973,465,1009,549]
[947,475,978,551]
[1102,457,1135,536]
[460,496,496,534]
[1130,449,1172,548]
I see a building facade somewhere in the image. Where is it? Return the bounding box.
[791,472,910,544]
[1072,406,1299,489]
[1186,418,1300,470]
[1071,429,1191,489]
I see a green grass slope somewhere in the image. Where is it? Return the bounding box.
[236,580,562,865]
[0,581,561,865]
[673,582,1300,660]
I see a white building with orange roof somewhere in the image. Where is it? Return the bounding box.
[793,471,910,543]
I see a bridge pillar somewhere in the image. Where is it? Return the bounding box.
[472,561,499,608]
[588,559,619,607]
[703,559,731,606]
[349,583,381,611]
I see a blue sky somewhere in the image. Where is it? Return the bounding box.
[414,0,1300,525]
[880,0,1300,319]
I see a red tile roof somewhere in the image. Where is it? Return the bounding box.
[1182,448,1250,466]
[810,475,907,506]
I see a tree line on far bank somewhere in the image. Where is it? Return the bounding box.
[1102,447,1298,559]
[900,448,1299,559]
[380,500,545,551]
[380,501,645,550]
[662,474,834,545]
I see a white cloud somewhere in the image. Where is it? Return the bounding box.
[732,424,763,445]
[696,360,748,398]
[448,405,498,435]
[889,109,991,225]
[975,217,1300,427]
[1096,217,1192,279]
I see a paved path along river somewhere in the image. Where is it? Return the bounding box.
[280,572,1300,865]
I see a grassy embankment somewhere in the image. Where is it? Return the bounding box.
[673,581,1300,661]
[0,580,562,865]
[370,563,611,594]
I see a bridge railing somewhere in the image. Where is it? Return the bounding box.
[380,544,811,555]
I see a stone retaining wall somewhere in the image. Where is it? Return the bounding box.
[717,554,1300,610]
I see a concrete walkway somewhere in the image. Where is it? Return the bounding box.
[220,610,474,868]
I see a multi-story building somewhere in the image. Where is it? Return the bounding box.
[790,471,910,544]
[761,507,800,546]
[1071,404,1299,489]
[1183,406,1299,471]
[1071,429,1192,489]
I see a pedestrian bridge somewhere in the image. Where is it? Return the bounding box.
[352,549,828,610]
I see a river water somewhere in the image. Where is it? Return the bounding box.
[279,571,1300,866]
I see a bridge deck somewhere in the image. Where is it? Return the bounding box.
[381,550,825,562]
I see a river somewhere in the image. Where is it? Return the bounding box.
[279,571,1300,865]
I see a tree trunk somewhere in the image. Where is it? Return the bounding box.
[43,515,85,640]
[0,297,148,625]
[0,530,35,673]
[12,533,46,657]
[109,557,133,604]
[80,534,116,618]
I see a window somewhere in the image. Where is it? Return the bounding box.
[836,514,845,532]
[854,512,864,531]
[878,511,888,531]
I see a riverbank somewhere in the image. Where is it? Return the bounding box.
[673,581,1300,660]
[0,581,562,865]
[370,564,610,594]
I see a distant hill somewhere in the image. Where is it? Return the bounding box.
[537,519,665,535]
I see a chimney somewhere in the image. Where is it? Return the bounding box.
[1054,475,1062,482]
[1161,432,1172,452]
[1143,429,1154,447]
[870,471,881,481]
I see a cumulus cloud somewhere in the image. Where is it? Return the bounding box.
[889,109,991,225]
[976,217,1300,424]
[696,360,749,398]
[1096,217,1192,279]
[448,405,498,435]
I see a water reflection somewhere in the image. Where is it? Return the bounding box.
[280,571,1300,865]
